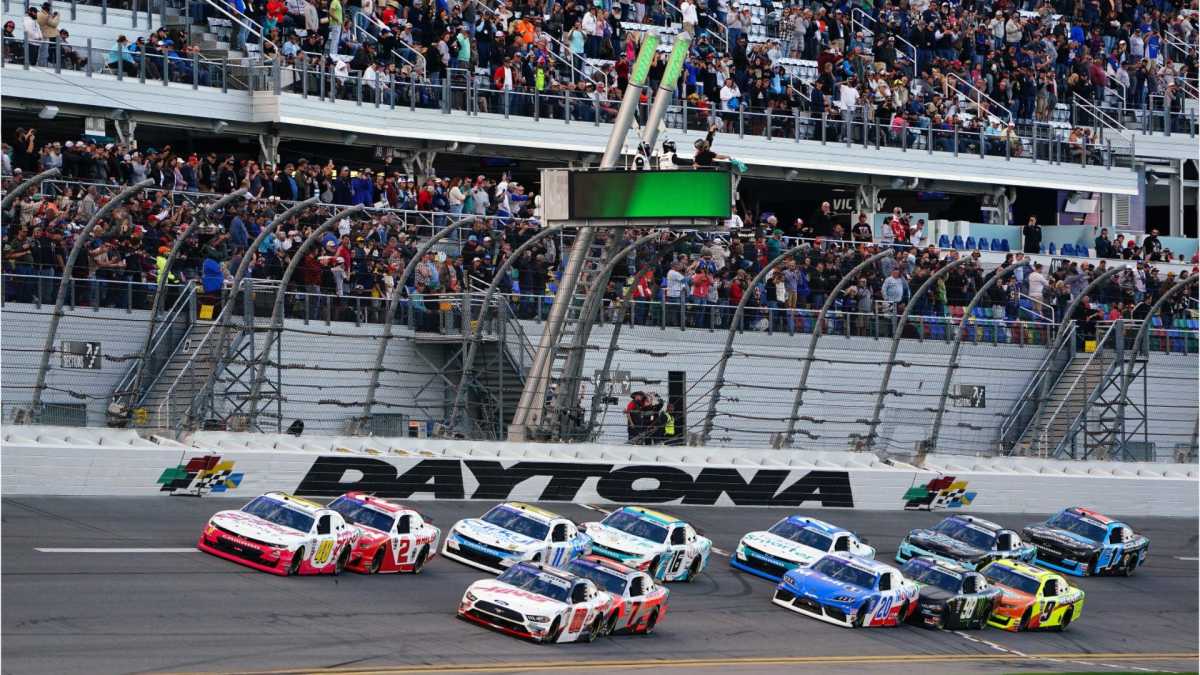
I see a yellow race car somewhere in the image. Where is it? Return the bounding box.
[980,559,1084,631]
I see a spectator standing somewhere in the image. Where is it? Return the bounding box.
[1022,215,1042,253]
[35,1,59,67]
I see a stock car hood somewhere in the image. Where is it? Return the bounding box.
[908,530,987,560]
[782,567,872,604]
[916,585,956,604]
[210,511,307,545]
[469,581,573,615]
[350,524,390,548]
[741,531,824,566]
[992,586,1037,612]
[456,519,543,552]
[586,524,664,560]
[1022,525,1102,552]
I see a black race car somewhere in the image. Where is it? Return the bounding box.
[901,556,1001,630]
[896,515,1036,570]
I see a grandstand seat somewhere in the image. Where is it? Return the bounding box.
[1169,331,1186,353]
[965,236,977,250]
[1038,243,1045,253]
[999,239,1010,251]
[1077,247,1089,257]
[952,235,965,250]
[930,322,946,340]
[1152,316,1163,328]
[938,234,950,249]
[1048,243,1056,255]
[1189,319,1198,330]
[976,238,989,251]
[1061,243,1074,256]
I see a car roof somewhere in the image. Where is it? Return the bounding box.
[786,515,849,536]
[261,491,327,515]
[341,491,409,515]
[571,554,639,578]
[621,506,684,526]
[988,558,1054,582]
[824,552,891,576]
[512,560,585,584]
[943,514,1004,532]
[1064,507,1116,525]
[904,555,974,576]
[502,502,564,523]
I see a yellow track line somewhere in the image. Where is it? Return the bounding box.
[171,652,1200,675]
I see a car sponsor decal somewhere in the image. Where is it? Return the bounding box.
[295,458,854,507]
[157,455,243,496]
[903,476,976,510]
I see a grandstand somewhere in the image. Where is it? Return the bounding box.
[0,0,1197,462]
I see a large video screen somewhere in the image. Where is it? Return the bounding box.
[568,170,732,220]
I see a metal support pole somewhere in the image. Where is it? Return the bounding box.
[783,249,894,446]
[864,254,972,450]
[246,206,364,427]
[928,261,1030,450]
[29,179,154,417]
[360,215,478,424]
[186,197,319,429]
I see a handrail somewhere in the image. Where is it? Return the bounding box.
[109,281,195,406]
[161,301,233,432]
[945,72,1012,121]
[1072,92,1133,143]
[356,11,425,76]
[1102,67,1128,107]
[204,0,278,59]
[851,8,916,77]
[998,320,1074,451]
[468,0,608,92]
[134,283,199,405]
[661,0,728,52]
[1048,320,1133,458]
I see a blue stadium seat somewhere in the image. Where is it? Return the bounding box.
[990,238,1002,251]
[1151,316,1163,328]
[999,239,1011,251]
[1189,319,1198,330]
[952,235,965,250]
[938,234,950,248]
[1061,243,1074,256]
[1077,246,1089,257]
[977,238,989,251]
[1048,243,1056,255]
[965,236,977,250]
[1038,243,1045,254]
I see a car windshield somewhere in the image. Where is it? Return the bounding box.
[1046,512,1107,543]
[768,519,834,551]
[602,510,669,543]
[327,496,395,533]
[812,556,877,589]
[496,566,572,602]
[983,565,1041,595]
[566,561,629,596]
[241,496,314,533]
[933,519,996,550]
[903,563,963,594]
[481,506,550,541]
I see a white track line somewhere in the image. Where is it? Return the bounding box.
[952,630,1160,672]
[1174,556,1198,561]
[35,547,198,553]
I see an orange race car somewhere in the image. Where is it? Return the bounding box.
[981,559,1085,631]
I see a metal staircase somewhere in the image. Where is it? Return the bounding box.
[138,316,235,431]
[108,284,196,427]
[998,322,1075,454]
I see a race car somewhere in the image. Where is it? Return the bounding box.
[457,561,615,643]
[896,514,1035,570]
[583,506,712,582]
[1022,507,1149,577]
[442,502,590,574]
[326,492,441,574]
[566,555,669,635]
[981,559,1084,631]
[197,492,358,575]
[732,515,875,582]
[772,552,919,628]
[901,556,1002,630]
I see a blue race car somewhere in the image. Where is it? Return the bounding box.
[732,515,875,582]
[1022,507,1149,577]
[896,514,1035,570]
[772,553,919,628]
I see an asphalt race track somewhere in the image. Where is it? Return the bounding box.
[3,497,1197,675]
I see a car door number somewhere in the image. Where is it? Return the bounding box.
[667,550,685,575]
[394,538,410,563]
[960,597,977,619]
[313,539,335,565]
[1039,600,1057,622]
[568,608,587,633]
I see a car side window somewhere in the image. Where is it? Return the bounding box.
[1109,526,1128,544]
[878,573,892,591]
[396,515,411,535]
[571,583,588,603]
[962,575,978,594]
[317,515,331,535]
[630,576,646,597]
[670,527,687,546]
[996,532,1014,551]
[1043,579,1059,597]
[833,536,849,552]
[551,523,568,543]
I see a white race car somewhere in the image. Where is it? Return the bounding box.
[442,502,591,574]
[583,506,712,582]
[458,561,616,643]
[733,515,875,582]
[197,492,359,575]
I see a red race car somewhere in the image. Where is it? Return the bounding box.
[327,492,441,574]
[197,492,358,575]
[566,554,669,635]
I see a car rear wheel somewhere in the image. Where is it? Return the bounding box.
[1019,607,1032,631]
[368,549,384,574]
[334,546,350,576]
[1120,555,1138,576]
[649,556,662,577]
[582,617,603,643]
[894,601,909,627]
[287,548,304,576]
[685,557,702,582]
[1056,606,1073,632]
[643,609,659,635]
[412,546,428,574]
[603,612,619,636]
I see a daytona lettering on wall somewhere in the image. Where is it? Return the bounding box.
[294,457,854,508]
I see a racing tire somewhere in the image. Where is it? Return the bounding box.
[287,547,304,576]
[853,601,869,628]
[412,547,429,575]
[582,617,604,643]
[1120,555,1138,577]
[642,610,660,635]
[894,601,909,627]
[685,557,702,583]
[1018,607,1032,631]
[649,556,663,578]
[543,618,562,645]
[603,612,619,636]
[1055,607,1072,632]
[334,546,350,576]
[368,549,384,574]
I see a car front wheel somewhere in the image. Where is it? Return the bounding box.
[287,547,304,576]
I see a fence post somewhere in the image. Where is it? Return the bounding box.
[766,107,772,140]
[738,106,744,138]
[978,125,984,158]
[162,53,169,85]
[22,33,28,70]
[927,123,933,154]
[132,0,138,27]
[821,112,826,144]
[139,49,146,83]
[85,38,92,77]
[533,88,540,121]
[356,73,363,104]
[794,108,801,142]
[193,51,199,89]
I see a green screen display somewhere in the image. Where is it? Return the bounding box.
[568,171,732,220]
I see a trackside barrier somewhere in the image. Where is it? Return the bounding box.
[1,428,1196,515]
